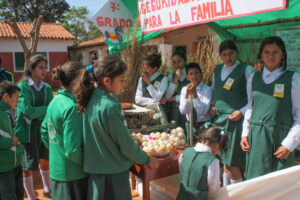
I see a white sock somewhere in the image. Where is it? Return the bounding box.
[40,169,51,193]
[223,172,231,186]
[23,176,36,200]
[230,178,242,184]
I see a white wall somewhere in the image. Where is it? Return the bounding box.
[0,38,72,52]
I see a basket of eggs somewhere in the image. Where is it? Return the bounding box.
[130,127,187,157]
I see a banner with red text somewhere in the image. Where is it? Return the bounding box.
[138,0,287,33]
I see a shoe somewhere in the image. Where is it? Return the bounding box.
[43,191,51,198]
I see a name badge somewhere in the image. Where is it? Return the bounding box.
[273,84,284,98]
[223,78,235,90]
[153,81,161,89]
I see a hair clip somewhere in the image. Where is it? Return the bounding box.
[204,121,214,128]
[86,65,94,73]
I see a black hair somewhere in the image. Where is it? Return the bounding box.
[172,47,187,62]
[25,54,47,77]
[53,61,83,92]
[219,40,238,54]
[198,125,229,152]
[186,62,202,74]
[0,81,20,98]
[144,53,162,69]
[74,55,127,113]
[257,36,287,70]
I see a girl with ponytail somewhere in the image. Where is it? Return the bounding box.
[41,61,87,200]
[74,55,159,200]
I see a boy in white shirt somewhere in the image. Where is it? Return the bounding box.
[179,63,212,145]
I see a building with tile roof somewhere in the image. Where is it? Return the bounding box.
[0,21,75,87]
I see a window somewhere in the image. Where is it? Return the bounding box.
[14,52,49,72]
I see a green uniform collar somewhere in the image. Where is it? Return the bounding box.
[94,88,118,103]
[0,100,10,112]
[57,89,76,102]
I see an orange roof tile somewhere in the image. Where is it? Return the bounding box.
[70,36,106,50]
[0,21,75,40]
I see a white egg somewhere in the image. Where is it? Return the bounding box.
[142,141,148,147]
[174,137,180,142]
[176,127,184,132]
[171,129,177,135]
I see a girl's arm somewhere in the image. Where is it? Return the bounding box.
[242,73,254,137]
[18,85,47,119]
[193,85,212,116]
[179,86,190,115]
[280,72,300,152]
[0,127,13,149]
[107,104,150,165]
[135,78,155,105]
[40,116,49,149]
[63,106,84,165]
[146,76,169,102]
[240,65,257,115]
[207,158,220,193]
[165,74,177,100]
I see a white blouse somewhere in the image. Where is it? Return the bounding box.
[165,68,187,102]
[135,71,168,106]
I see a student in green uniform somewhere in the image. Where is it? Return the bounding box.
[135,53,168,106]
[177,122,228,200]
[179,63,213,145]
[241,36,300,180]
[41,62,87,200]
[74,55,159,200]
[0,81,24,200]
[15,54,53,200]
[210,40,255,185]
[162,47,189,128]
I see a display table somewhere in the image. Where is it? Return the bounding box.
[130,149,184,200]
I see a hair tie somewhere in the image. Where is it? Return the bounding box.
[220,126,226,135]
[86,65,94,73]
[204,121,214,128]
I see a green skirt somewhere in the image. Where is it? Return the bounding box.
[51,177,88,200]
[214,113,245,167]
[87,170,131,200]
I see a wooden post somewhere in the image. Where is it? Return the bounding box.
[189,94,193,146]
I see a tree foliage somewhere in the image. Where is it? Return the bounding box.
[0,0,69,22]
[61,6,102,45]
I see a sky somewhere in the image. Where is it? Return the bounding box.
[65,0,107,17]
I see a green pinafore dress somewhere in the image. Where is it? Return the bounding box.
[168,73,189,128]
[177,148,215,200]
[245,70,295,180]
[214,63,247,167]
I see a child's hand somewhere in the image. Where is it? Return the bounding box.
[173,69,182,84]
[143,72,151,85]
[274,146,291,159]
[185,83,193,99]
[210,105,216,118]
[160,97,167,104]
[13,135,19,146]
[240,136,250,152]
[190,84,197,98]
[147,156,159,169]
[229,110,243,121]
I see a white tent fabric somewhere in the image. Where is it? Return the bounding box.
[137,165,300,200]
[210,165,300,200]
